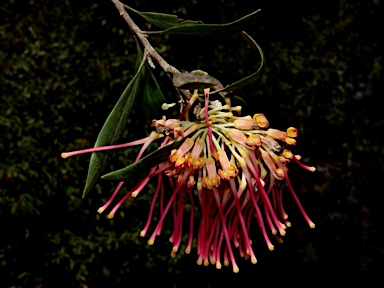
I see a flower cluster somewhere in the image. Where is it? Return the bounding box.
[62,89,315,273]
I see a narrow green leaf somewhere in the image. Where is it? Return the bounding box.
[101,140,184,182]
[140,59,166,116]
[212,31,266,94]
[82,47,146,198]
[156,10,260,36]
[125,6,202,30]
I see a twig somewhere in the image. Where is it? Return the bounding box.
[111,0,179,75]
[111,0,193,102]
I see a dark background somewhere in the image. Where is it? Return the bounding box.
[1,0,383,286]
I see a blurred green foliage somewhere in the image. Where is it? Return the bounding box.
[1,0,383,286]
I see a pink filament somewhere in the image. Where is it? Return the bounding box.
[148,168,192,244]
[213,187,239,272]
[185,188,194,254]
[283,169,315,228]
[141,174,163,237]
[98,181,125,214]
[62,137,149,158]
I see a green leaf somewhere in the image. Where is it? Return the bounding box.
[82,45,146,198]
[213,31,266,93]
[125,6,202,30]
[101,140,184,182]
[172,70,220,90]
[155,10,260,36]
[139,57,166,116]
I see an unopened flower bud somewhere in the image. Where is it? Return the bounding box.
[253,113,269,128]
[246,134,261,147]
[285,137,297,145]
[228,128,247,145]
[233,118,258,130]
[266,128,287,141]
[287,127,298,138]
[283,149,293,159]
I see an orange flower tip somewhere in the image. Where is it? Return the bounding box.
[285,221,292,228]
[310,222,316,229]
[251,257,257,264]
[170,251,177,258]
[224,260,229,266]
[286,137,297,145]
[275,168,284,178]
[284,213,289,220]
[172,246,178,253]
[233,266,240,273]
[61,153,68,159]
[140,231,146,237]
[283,149,293,159]
[287,127,298,137]
[253,113,269,128]
[203,259,209,266]
[147,239,154,245]
[310,166,316,172]
[268,244,275,251]
[169,237,173,243]
[216,263,222,269]
[107,214,114,219]
[131,192,138,198]
[197,259,203,265]
[246,134,262,147]
[271,229,277,235]
[295,155,302,160]
[279,230,286,236]
[97,208,105,214]
[185,247,191,254]
[210,259,216,265]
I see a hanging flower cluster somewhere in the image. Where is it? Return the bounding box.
[62,88,315,272]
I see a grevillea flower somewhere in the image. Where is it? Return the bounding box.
[62,89,316,273]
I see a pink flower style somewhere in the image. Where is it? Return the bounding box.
[62,88,316,273]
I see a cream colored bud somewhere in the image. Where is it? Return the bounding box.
[233,118,258,130]
[266,128,287,141]
[227,128,247,145]
[161,103,176,110]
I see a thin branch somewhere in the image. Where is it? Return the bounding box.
[111,0,179,74]
[111,0,192,101]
